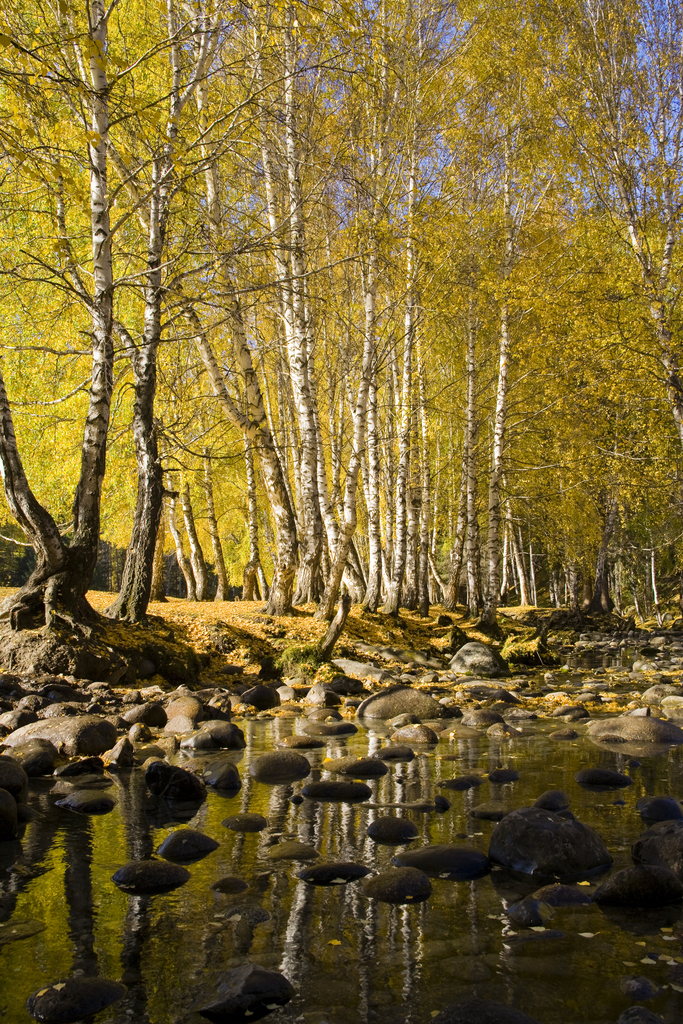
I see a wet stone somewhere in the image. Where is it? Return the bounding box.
[0,756,28,802]
[616,1009,666,1024]
[122,702,167,727]
[530,882,593,906]
[203,761,242,793]
[488,806,612,880]
[637,796,683,821]
[550,728,579,740]
[393,844,490,880]
[0,788,18,841]
[488,768,519,783]
[198,963,294,1023]
[210,876,249,894]
[240,685,281,711]
[250,751,311,784]
[181,722,246,751]
[593,864,683,906]
[54,756,104,777]
[362,866,432,904]
[390,724,439,744]
[367,815,418,844]
[507,897,555,928]
[222,813,268,833]
[575,767,632,788]
[374,744,415,762]
[325,756,388,778]
[278,735,325,749]
[54,790,116,814]
[266,840,319,861]
[298,861,371,885]
[534,790,570,812]
[12,740,56,777]
[439,774,484,791]
[432,998,542,1024]
[302,720,358,737]
[469,800,511,822]
[111,859,191,894]
[460,709,505,729]
[620,975,660,1001]
[156,828,220,863]
[145,761,206,801]
[26,977,127,1024]
[302,780,371,803]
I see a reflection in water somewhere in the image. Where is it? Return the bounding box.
[2,715,683,1023]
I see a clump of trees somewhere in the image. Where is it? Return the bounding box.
[0,0,681,633]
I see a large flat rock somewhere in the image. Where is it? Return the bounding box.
[4,716,117,757]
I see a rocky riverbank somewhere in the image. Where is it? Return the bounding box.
[3,598,683,1024]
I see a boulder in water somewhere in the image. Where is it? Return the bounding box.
[593,865,683,906]
[393,844,490,880]
[198,963,294,1023]
[488,806,612,880]
[27,977,127,1024]
[357,685,446,720]
[111,859,191,894]
[362,866,432,904]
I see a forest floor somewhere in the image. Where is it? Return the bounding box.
[0,587,645,688]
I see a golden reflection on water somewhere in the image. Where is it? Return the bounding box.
[1,713,683,1024]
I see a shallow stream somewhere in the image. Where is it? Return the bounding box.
[3,700,683,1024]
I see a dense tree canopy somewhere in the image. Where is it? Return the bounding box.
[0,0,681,628]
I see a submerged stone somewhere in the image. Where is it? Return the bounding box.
[27,977,127,1023]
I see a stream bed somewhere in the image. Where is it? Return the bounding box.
[3,694,683,1024]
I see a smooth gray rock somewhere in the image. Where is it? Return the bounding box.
[240,685,281,711]
[357,684,446,720]
[222,813,267,833]
[250,751,310,784]
[4,716,117,757]
[332,658,392,681]
[326,756,388,778]
[180,722,245,751]
[449,642,509,677]
[302,780,371,802]
[587,716,683,744]
[122,702,167,727]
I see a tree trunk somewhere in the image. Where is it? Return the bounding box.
[167,486,195,601]
[510,518,530,605]
[382,141,417,616]
[194,81,298,616]
[417,338,431,617]
[181,481,208,602]
[0,2,114,629]
[105,324,162,622]
[242,436,262,602]
[444,464,467,611]
[362,372,383,612]
[404,398,420,611]
[480,200,513,625]
[464,315,480,618]
[203,453,228,601]
[318,590,352,660]
[150,509,166,602]
[586,496,618,614]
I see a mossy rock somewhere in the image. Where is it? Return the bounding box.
[501,629,560,667]
[276,643,325,678]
